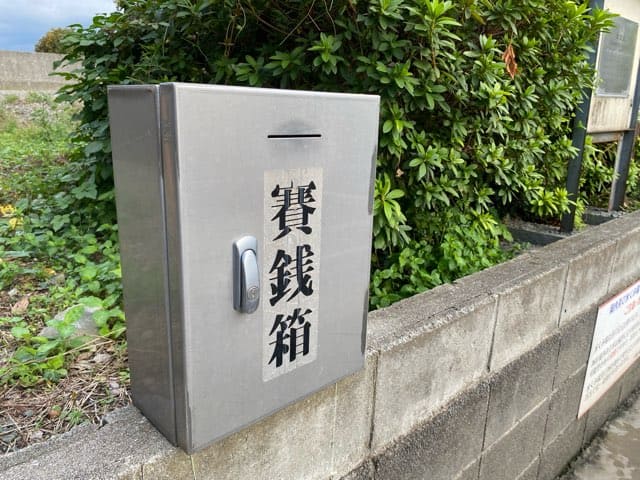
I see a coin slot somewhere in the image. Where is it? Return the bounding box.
[267,134,322,139]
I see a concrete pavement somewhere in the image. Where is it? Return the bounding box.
[560,390,640,479]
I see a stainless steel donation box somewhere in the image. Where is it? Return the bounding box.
[107,83,380,452]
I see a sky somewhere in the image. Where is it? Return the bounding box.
[0,0,115,52]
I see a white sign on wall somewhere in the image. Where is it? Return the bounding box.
[578,279,640,417]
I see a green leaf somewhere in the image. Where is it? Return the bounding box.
[84,141,103,155]
[80,296,103,309]
[68,336,92,349]
[57,324,76,339]
[71,181,98,200]
[47,354,64,369]
[62,305,85,324]
[92,310,111,327]
[79,265,98,281]
[383,202,393,221]
[386,189,404,200]
[11,326,30,339]
[51,215,69,232]
[37,340,61,357]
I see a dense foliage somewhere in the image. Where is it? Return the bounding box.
[34,28,73,54]
[55,0,613,308]
[581,136,640,211]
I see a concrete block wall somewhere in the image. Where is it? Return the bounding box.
[0,50,70,91]
[2,211,640,480]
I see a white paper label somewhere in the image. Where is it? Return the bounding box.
[262,168,323,381]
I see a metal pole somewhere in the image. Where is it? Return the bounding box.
[560,0,604,233]
[609,62,640,211]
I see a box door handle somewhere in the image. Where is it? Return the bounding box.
[233,236,260,314]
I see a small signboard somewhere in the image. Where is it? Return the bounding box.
[587,2,640,135]
[596,16,639,98]
[578,279,640,417]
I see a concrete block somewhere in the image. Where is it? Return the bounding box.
[582,207,623,226]
[484,335,559,447]
[189,352,376,480]
[555,311,596,387]
[374,383,489,480]
[191,381,336,480]
[454,459,480,480]
[453,252,542,297]
[142,451,194,479]
[605,210,640,235]
[366,283,461,353]
[583,381,622,444]
[0,423,98,473]
[331,353,377,477]
[0,406,175,480]
[515,458,539,480]
[559,240,616,326]
[620,357,640,402]
[543,367,585,446]
[527,220,612,262]
[479,400,548,480]
[371,297,495,449]
[117,467,142,480]
[508,225,566,245]
[608,221,640,294]
[337,460,374,480]
[538,418,586,480]
[490,263,566,371]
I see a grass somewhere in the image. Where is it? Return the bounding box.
[0,92,129,453]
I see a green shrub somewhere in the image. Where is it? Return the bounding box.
[579,133,640,212]
[55,0,612,308]
[579,138,615,208]
[35,28,73,54]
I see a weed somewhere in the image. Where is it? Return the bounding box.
[0,94,127,452]
[0,106,15,132]
[1,94,20,105]
[25,91,54,105]
[0,94,123,387]
[64,407,86,426]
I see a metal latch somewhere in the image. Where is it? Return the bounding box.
[233,236,260,314]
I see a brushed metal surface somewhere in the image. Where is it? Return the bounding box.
[107,85,177,444]
[232,235,259,313]
[109,82,379,452]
